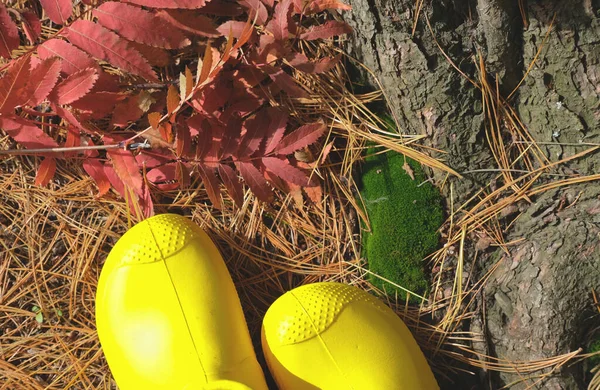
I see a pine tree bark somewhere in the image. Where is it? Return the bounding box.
[344,1,600,388]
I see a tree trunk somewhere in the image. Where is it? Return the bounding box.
[344,0,600,388]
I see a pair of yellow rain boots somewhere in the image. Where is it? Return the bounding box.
[96,214,439,390]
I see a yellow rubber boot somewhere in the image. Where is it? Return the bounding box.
[261,282,439,390]
[96,214,267,390]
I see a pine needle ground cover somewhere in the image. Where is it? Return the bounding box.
[360,149,443,299]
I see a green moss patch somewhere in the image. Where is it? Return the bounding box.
[359,149,443,299]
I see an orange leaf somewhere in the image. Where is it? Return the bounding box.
[34,157,57,187]
[148,112,161,130]
[167,84,179,114]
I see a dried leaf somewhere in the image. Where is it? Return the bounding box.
[65,20,158,81]
[236,161,273,202]
[402,161,415,180]
[0,55,32,113]
[218,164,244,207]
[262,156,314,186]
[50,67,98,105]
[300,20,352,40]
[197,164,222,208]
[25,57,62,106]
[83,158,111,196]
[158,9,219,37]
[34,157,57,186]
[305,0,352,14]
[123,0,209,8]
[21,11,41,44]
[0,4,19,58]
[274,122,326,155]
[38,39,97,75]
[94,3,191,49]
[40,0,73,24]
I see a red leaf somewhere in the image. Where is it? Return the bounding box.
[38,39,97,75]
[71,91,126,118]
[158,9,219,37]
[305,0,352,14]
[123,0,209,8]
[0,116,59,151]
[146,163,178,183]
[129,42,171,67]
[104,163,153,218]
[136,149,173,169]
[236,161,273,202]
[40,0,72,24]
[262,156,315,186]
[288,52,341,73]
[300,20,352,40]
[197,164,222,208]
[34,157,57,187]
[65,20,158,81]
[94,3,191,49]
[262,107,288,154]
[274,122,326,155]
[220,114,242,158]
[25,57,62,106]
[267,0,291,41]
[21,11,42,45]
[51,67,98,105]
[240,0,268,24]
[83,161,108,197]
[175,122,192,157]
[218,164,244,207]
[269,69,309,98]
[106,144,144,197]
[217,21,253,39]
[0,55,32,113]
[0,4,19,58]
[238,109,268,157]
[304,184,323,204]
